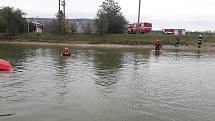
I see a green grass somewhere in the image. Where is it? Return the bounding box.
[2,33,215,45]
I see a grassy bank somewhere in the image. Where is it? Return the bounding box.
[1,33,215,45]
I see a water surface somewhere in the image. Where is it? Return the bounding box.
[0,43,215,121]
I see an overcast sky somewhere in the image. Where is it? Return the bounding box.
[1,0,215,31]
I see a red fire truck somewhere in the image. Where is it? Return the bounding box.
[128,22,152,34]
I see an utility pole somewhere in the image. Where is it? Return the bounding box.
[62,0,66,19]
[137,0,141,34]
[59,0,61,13]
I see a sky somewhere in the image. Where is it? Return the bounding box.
[1,0,215,31]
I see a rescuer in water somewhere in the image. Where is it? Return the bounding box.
[175,35,180,48]
[154,39,162,53]
[197,34,203,48]
[61,48,71,56]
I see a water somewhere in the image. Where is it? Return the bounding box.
[0,43,215,121]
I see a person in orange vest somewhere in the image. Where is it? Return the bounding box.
[154,39,162,53]
[61,48,71,56]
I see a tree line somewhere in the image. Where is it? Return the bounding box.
[0,7,27,35]
[0,0,127,35]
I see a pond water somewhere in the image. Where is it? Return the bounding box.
[0,43,215,121]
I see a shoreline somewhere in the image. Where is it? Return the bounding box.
[1,40,215,51]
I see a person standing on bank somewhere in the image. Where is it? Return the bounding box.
[197,34,203,48]
[32,24,36,34]
[175,35,180,48]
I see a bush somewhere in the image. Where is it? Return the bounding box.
[0,6,27,35]
[96,0,127,34]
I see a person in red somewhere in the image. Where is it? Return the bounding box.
[154,39,162,53]
[61,48,71,56]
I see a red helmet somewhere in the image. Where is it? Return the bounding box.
[64,48,69,52]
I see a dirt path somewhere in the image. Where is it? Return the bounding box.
[1,41,215,51]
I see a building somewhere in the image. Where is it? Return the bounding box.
[70,19,96,34]
[27,21,46,33]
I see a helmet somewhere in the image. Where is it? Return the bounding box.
[199,34,202,37]
[64,48,69,52]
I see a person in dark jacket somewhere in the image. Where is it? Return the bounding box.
[32,24,36,34]
[197,34,203,48]
[175,35,180,48]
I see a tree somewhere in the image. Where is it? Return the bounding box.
[53,11,70,34]
[0,9,7,32]
[0,6,27,35]
[96,0,127,34]
[70,23,77,33]
[84,23,93,34]
[96,13,108,35]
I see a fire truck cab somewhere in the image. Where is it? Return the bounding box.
[128,22,152,34]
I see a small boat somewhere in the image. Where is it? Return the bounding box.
[0,59,12,71]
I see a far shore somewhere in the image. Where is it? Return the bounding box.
[1,33,215,51]
[1,40,215,52]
